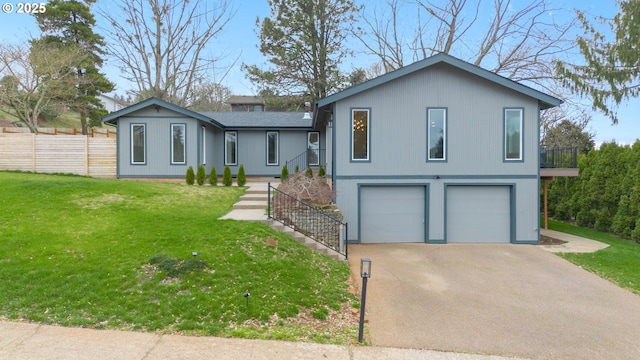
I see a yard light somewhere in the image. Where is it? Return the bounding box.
[192,251,198,258]
[358,258,371,343]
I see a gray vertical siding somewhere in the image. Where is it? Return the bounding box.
[212,129,323,177]
[331,63,542,243]
[333,63,539,177]
[116,107,200,178]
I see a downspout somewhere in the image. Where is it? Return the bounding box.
[331,105,337,202]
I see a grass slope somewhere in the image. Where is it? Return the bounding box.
[0,172,356,343]
[547,220,640,294]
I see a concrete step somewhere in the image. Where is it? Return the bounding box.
[239,195,268,201]
[267,220,344,261]
[233,201,267,210]
[245,189,268,195]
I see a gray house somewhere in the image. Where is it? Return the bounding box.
[102,99,322,179]
[103,53,562,244]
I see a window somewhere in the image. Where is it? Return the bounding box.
[201,126,206,165]
[351,109,369,161]
[308,132,320,166]
[504,109,523,160]
[131,124,145,164]
[427,108,446,161]
[225,131,237,165]
[266,131,279,166]
[171,124,186,164]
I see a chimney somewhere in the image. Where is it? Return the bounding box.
[302,102,312,120]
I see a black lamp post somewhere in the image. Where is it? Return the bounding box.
[358,257,371,343]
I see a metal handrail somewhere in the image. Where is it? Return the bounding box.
[285,148,326,174]
[540,147,579,169]
[267,182,348,260]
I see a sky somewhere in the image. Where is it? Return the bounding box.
[0,0,637,146]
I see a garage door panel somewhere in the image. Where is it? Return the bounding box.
[447,186,510,243]
[361,186,425,243]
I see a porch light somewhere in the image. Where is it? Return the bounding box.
[358,258,371,343]
[360,258,371,278]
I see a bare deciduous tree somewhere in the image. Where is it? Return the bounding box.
[357,0,578,130]
[98,0,234,107]
[0,43,84,133]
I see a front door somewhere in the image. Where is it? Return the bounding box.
[308,132,319,166]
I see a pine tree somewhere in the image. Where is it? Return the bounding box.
[209,166,217,186]
[237,164,246,186]
[281,164,289,181]
[223,166,233,186]
[185,166,195,185]
[33,0,114,134]
[196,164,206,185]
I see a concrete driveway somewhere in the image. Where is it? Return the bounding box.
[348,244,640,360]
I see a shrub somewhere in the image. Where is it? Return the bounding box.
[237,164,246,186]
[223,166,233,186]
[295,164,299,173]
[305,167,313,177]
[209,166,217,186]
[318,164,326,177]
[281,164,289,181]
[185,166,195,185]
[196,164,206,185]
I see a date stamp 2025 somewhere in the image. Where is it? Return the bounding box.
[2,2,47,14]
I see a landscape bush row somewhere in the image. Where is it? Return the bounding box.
[185,164,246,186]
[546,140,640,242]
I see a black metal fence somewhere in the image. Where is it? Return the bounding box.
[267,182,348,260]
[540,147,579,168]
[285,148,326,173]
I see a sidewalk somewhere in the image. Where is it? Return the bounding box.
[539,228,610,253]
[219,181,276,222]
[0,321,526,360]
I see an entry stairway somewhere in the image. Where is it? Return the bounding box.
[219,181,345,261]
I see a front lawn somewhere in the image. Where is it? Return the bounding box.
[0,172,357,343]
[547,220,640,294]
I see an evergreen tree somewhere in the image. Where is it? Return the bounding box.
[33,0,114,134]
[281,164,289,181]
[209,166,217,186]
[196,164,206,185]
[222,166,233,186]
[185,166,195,185]
[237,164,246,186]
[557,0,640,124]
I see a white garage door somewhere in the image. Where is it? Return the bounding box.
[447,186,511,243]
[360,186,425,243]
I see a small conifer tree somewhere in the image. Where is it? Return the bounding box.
[209,166,217,186]
[237,164,246,186]
[185,166,195,185]
[318,164,326,177]
[305,167,313,177]
[196,164,206,185]
[295,164,299,173]
[223,166,233,186]
[281,163,289,181]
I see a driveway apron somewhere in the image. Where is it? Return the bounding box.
[348,244,640,360]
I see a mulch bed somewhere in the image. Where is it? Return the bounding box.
[539,235,567,245]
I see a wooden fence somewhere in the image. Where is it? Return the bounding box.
[1,127,116,137]
[0,133,117,178]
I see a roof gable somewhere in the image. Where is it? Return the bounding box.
[316,53,562,111]
[102,97,223,128]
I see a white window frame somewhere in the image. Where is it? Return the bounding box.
[225,131,238,166]
[351,109,370,161]
[308,131,320,166]
[266,131,279,166]
[130,123,146,164]
[504,108,523,161]
[171,123,186,165]
[201,125,206,165]
[427,108,447,161]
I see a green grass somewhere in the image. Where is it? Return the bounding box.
[0,171,357,343]
[547,219,640,294]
